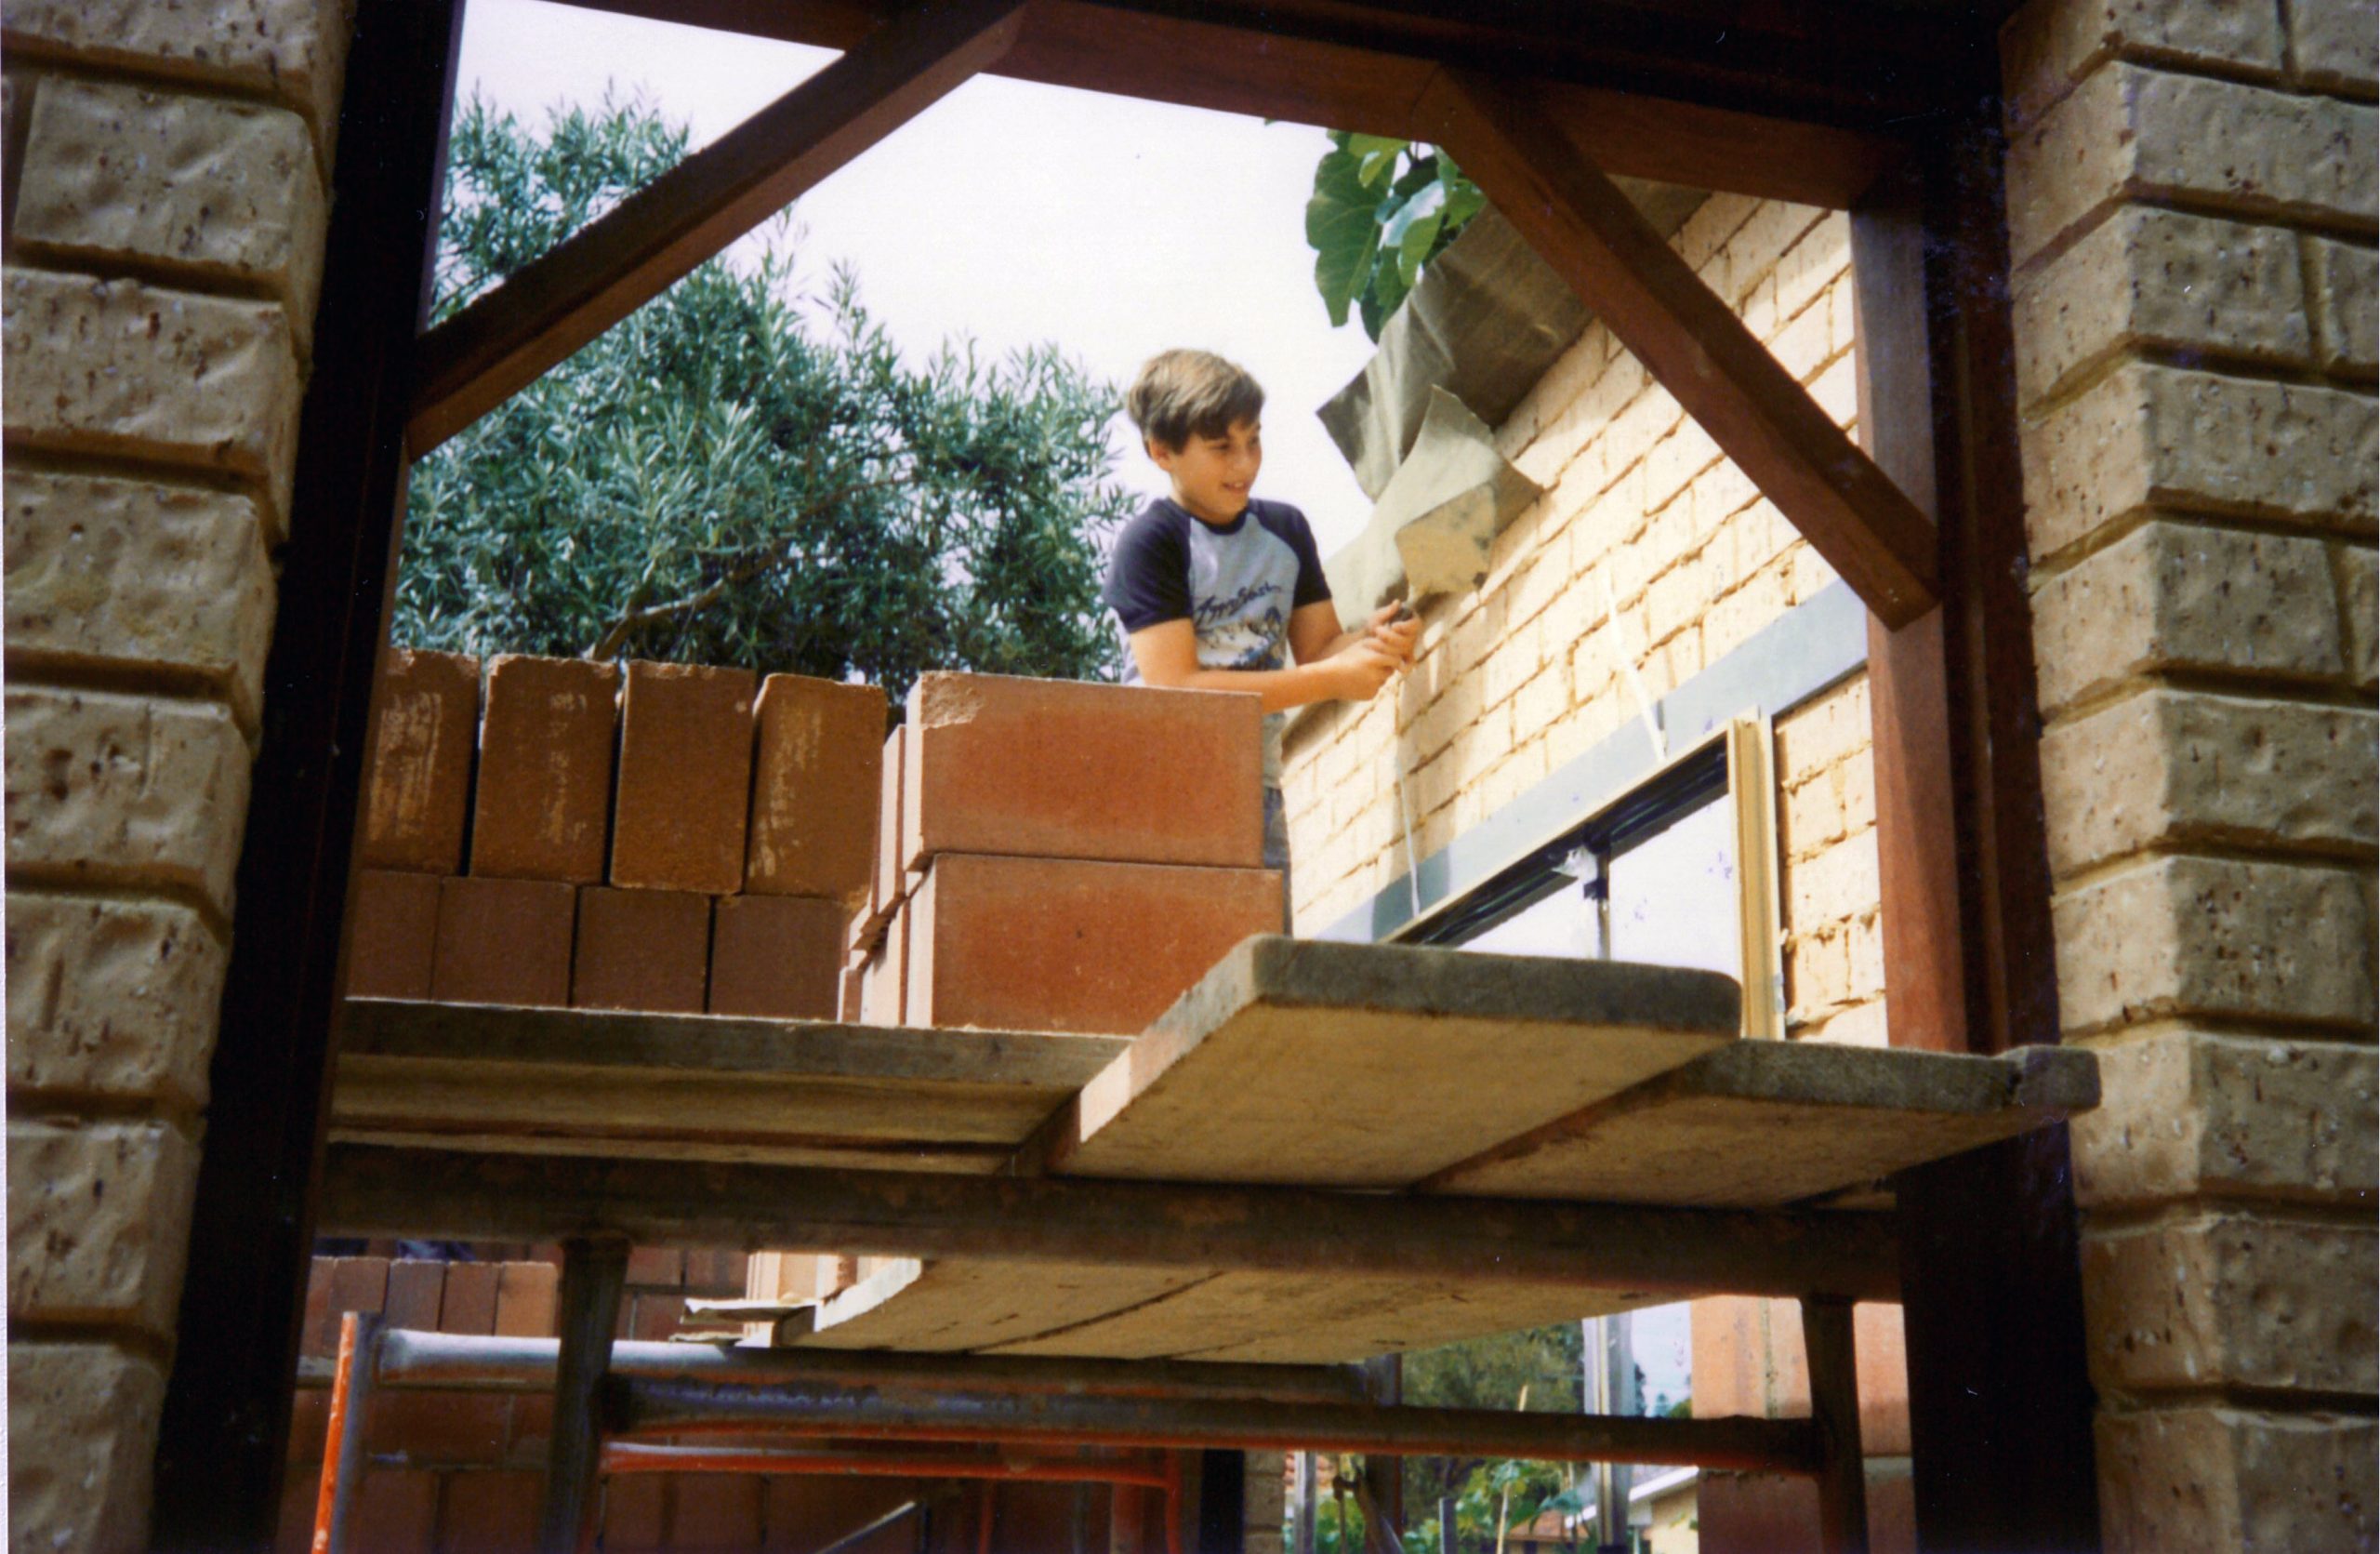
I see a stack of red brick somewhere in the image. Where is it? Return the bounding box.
[349,651,884,1017]
[846,672,1282,1034]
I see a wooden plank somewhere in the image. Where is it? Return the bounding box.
[1417,1043,2099,1207]
[795,1257,1210,1352]
[405,0,1025,452]
[1726,716,1786,1040]
[1051,937,1739,1187]
[1416,67,1941,628]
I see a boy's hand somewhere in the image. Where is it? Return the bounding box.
[1324,637,1403,701]
[1366,603,1421,665]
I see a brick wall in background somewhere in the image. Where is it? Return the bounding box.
[1,1,355,1545]
[1999,2,2378,1547]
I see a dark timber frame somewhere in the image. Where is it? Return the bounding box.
[157,1,2097,1548]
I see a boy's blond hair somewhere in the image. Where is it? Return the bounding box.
[1125,350,1265,451]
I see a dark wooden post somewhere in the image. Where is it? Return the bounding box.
[148,0,468,1542]
[541,1235,632,1552]
[1799,1297,1870,1554]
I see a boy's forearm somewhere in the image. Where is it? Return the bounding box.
[1147,659,1352,713]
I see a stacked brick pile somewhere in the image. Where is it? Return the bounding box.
[348,651,884,1018]
[845,672,1281,1035]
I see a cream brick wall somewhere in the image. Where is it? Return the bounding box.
[2002,0,2378,1547]
[1282,196,1882,1056]
[0,3,353,1547]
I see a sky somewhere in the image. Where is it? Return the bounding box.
[456,0,1382,557]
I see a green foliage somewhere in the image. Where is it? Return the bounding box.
[396,95,1133,700]
[1303,132,1485,339]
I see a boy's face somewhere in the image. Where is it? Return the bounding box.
[1149,417,1262,526]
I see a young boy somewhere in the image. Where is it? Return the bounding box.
[1104,349,1419,879]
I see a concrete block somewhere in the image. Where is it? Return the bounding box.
[1,268,301,531]
[609,660,755,895]
[2006,64,2376,266]
[2001,0,2286,131]
[7,1116,198,1340]
[2022,361,2377,561]
[2072,1028,2377,1209]
[430,876,575,1008]
[3,686,250,914]
[13,78,327,340]
[906,853,1283,1036]
[2039,689,2376,874]
[2,0,354,159]
[571,886,709,1014]
[707,894,845,1019]
[3,470,275,729]
[2030,521,2344,715]
[2013,208,2310,399]
[2308,234,2379,375]
[903,673,1265,871]
[358,648,478,875]
[5,890,224,1107]
[2338,542,2378,691]
[747,673,884,910]
[2055,855,2375,1032]
[2083,1214,2375,1394]
[2287,0,2380,96]
[7,1340,166,1554]
[2096,1405,2375,1553]
[469,654,617,883]
[344,869,440,1001]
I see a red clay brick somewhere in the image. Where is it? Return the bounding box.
[273,1469,317,1554]
[857,724,906,949]
[493,1260,559,1337]
[505,1392,553,1468]
[602,1473,668,1552]
[840,957,864,1022]
[629,1293,686,1342]
[902,673,1264,871]
[626,1246,684,1286]
[610,661,757,894]
[747,673,885,909]
[906,853,1281,1035]
[301,1256,390,1356]
[683,1249,749,1292]
[763,1478,933,1552]
[384,1258,446,1332]
[858,902,908,1027]
[469,655,620,883]
[440,1469,542,1553]
[286,1387,329,1466]
[707,894,844,1018]
[430,876,575,1007]
[1696,1464,1915,1554]
[571,885,710,1013]
[353,1468,442,1554]
[347,870,441,1000]
[674,1474,765,1550]
[364,1391,510,1465]
[358,648,478,873]
[439,1262,501,1335]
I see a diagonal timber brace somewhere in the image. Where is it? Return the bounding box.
[405,0,1025,454]
[1417,67,1941,628]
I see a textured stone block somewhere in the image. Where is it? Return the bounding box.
[903,673,1265,871]
[346,869,440,1001]
[2000,0,2287,129]
[7,1116,199,1339]
[3,686,250,913]
[2289,0,2380,96]
[2040,690,2376,873]
[1,269,301,531]
[359,648,478,875]
[469,654,617,883]
[747,673,884,910]
[13,78,327,339]
[610,661,756,894]
[571,886,709,1014]
[2,0,354,157]
[2338,542,2378,691]
[2022,361,2377,560]
[431,876,575,1008]
[2096,1405,2375,1553]
[2309,234,2379,375]
[2030,521,2344,714]
[2006,65,2376,265]
[3,470,275,728]
[708,894,845,1019]
[5,891,225,1107]
[906,853,1283,1036]
[2083,1214,2375,1394]
[2013,208,2309,399]
[2054,855,2375,1031]
[7,1340,166,1554]
[2072,1028,2377,1209]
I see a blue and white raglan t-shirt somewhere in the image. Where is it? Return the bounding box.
[1102,496,1333,786]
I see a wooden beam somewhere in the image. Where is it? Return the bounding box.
[405,0,1025,453]
[1800,1297,1871,1554]
[318,1146,1904,1302]
[1417,67,1941,627]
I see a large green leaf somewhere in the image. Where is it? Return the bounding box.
[1306,144,1382,330]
